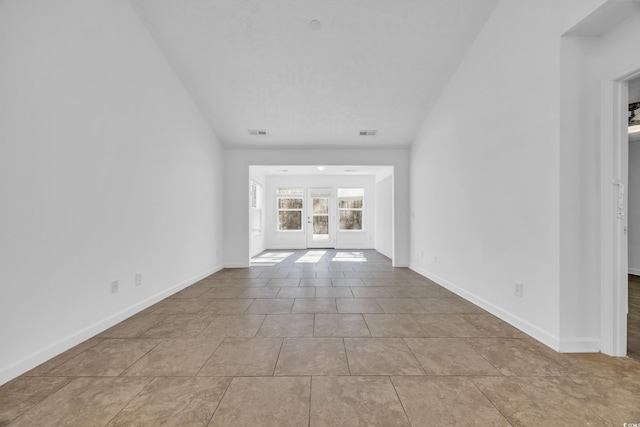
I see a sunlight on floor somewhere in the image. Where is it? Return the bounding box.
[251,252,294,266]
[295,251,327,263]
[332,251,367,262]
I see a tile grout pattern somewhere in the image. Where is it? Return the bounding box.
[2,249,640,426]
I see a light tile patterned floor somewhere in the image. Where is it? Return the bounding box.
[2,249,640,426]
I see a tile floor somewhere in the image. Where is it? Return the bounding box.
[2,249,640,426]
[629,274,640,360]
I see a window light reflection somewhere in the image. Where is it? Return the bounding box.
[295,251,327,263]
[332,251,367,262]
[251,252,294,266]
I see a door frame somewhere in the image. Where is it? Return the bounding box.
[306,187,336,249]
[600,68,640,356]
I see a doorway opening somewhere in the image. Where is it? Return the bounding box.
[626,76,640,359]
[247,165,395,264]
[600,70,640,357]
[307,188,335,248]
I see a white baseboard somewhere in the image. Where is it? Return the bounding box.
[250,245,266,258]
[0,264,223,386]
[409,264,563,351]
[409,264,603,353]
[629,267,640,276]
[374,248,392,260]
[557,337,600,353]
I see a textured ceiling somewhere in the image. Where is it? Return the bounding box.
[131,0,498,148]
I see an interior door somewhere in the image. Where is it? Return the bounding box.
[307,188,335,248]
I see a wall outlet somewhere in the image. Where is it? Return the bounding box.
[514,282,523,297]
[421,250,424,259]
[111,280,119,294]
[433,255,438,263]
[135,273,142,286]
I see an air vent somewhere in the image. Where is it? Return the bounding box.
[359,130,377,136]
[248,129,267,136]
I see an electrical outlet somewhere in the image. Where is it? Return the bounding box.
[421,250,424,259]
[433,255,438,263]
[514,282,523,297]
[111,280,119,294]
[135,273,142,286]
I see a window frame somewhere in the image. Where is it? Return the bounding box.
[250,180,263,234]
[276,187,304,232]
[337,188,365,231]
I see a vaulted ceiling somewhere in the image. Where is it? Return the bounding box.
[131,0,498,148]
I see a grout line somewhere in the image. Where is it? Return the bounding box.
[194,336,225,377]
[254,314,268,337]
[468,376,514,426]
[119,340,163,377]
[389,376,415,427]
[240,298,254,315]
[272,338,285,376]
[308,376,313,427]
[401,337,426,375]
[312,314,316,337]
[103,376,156,426]
[206,376,234,426]
[343,338,352,376]
[361,313,373,337]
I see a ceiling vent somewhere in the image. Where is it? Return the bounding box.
[248,129,267,136]
[359,130,377,136]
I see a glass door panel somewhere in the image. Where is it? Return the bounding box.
[312,197,329,241]
[307,189,335,248]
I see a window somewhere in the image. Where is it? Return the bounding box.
[277,187,304,230]
[338,188,364,230]
[250,180,263,233]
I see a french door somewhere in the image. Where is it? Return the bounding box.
[306,188,335,248]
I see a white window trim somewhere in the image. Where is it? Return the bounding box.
[250,180,263,235]
[276,188,304,232]
[337,188,364,232]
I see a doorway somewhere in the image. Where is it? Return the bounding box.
[600,70,640,357]
[627,76,640,359]
[306,188,335,248]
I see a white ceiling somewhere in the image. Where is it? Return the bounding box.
[130,0,498,148]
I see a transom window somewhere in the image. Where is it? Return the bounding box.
[277,187,304,230]
[338,188,364,230]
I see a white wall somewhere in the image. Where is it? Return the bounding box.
[629,142,640,275]
[264,175,376,250]
[249,168,267,257]
[375,175,393,258]
[409,0,610,352]
[0,0,225,385]
[559,8,640,351]
[225,149,409,267]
